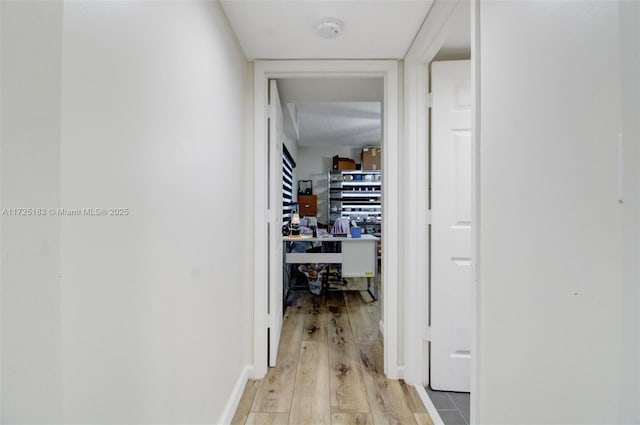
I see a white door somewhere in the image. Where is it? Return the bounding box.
[430,60,472,392]
[268,79,284,367]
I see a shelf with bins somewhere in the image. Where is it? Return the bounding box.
[328,169,382,235]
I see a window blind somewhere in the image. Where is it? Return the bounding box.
[282,144,296,224]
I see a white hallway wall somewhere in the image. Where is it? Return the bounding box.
[620,0,640,422]
[477,1,639,423]
[1,1,253,423]
[1,1,64,422]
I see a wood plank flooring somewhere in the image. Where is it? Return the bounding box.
[232,290,433,425]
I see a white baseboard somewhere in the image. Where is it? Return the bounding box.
[217,365,250,425]
[415,384,445,425]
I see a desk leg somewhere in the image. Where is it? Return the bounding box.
[366,241,379,301]
[367,275,379,301]
[322,271,330,300]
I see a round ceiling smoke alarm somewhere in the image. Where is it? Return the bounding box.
[316,18,343,39]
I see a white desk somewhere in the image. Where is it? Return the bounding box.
[283,234,379,300]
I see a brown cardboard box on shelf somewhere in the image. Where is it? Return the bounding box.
[332,155,356,171]
[361,147,382,170]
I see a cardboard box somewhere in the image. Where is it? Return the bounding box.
[333,155,356,171]
[361,147,381,170]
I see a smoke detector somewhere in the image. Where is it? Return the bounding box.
[316,18,343,39]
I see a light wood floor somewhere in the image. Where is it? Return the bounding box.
[231,289,434,425]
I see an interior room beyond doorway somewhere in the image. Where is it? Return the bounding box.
[277,75,384,316]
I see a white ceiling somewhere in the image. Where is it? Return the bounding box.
[290,101,381,147]
[276,78,383,147]
[220,1,470,149]
[219,1,435,60]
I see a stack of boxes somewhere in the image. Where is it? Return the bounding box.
[332,146,381,171]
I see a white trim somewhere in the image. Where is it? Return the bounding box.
[396,365,406,380]
[252,60,401,380]
[252,62,269,378]
[405,1,461,65]
[382,60,400,379]
[415,385,446,425]
[403,4,480,423]
[402,59,430,386]
[402,0,463,387]
[470,0,482,422]
[217,366,250,425]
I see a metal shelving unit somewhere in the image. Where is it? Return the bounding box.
[328,169,382,236]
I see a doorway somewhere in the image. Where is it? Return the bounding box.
[252,60,400,380]
[274,75,384,358]
[427,0,472,398]
[402,1,475,424]
[428,58,472,424]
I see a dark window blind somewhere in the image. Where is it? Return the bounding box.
[282,144,296,224]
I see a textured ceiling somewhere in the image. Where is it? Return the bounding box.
[291,102,381,147]
[276,78,383,147]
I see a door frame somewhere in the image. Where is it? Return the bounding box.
[402,0,480,422]
[252,60,400,379]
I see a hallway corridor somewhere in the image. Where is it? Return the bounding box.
[231,290,433,425]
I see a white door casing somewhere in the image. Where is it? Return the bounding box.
[268,79,284,367]
[430,60,472,392]
[252,60,399,379]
